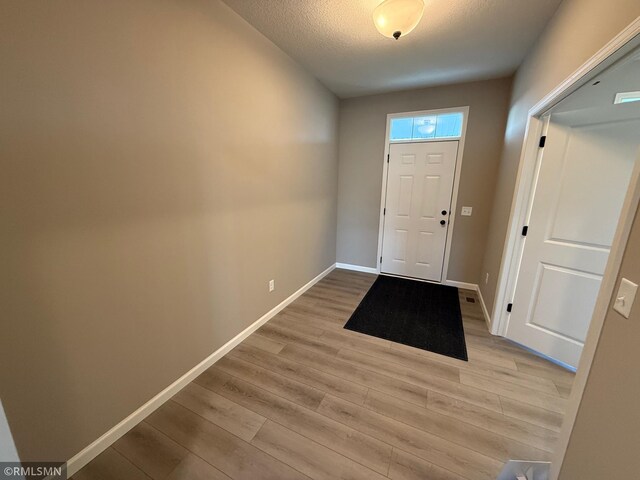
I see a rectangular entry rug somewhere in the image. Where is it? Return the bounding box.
[344,275,468,361]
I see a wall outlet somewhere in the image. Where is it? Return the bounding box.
[269,279,275,292]
[461,206,473,216]
[485,272,489,285]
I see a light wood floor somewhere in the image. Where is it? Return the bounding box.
[73,269,574,480]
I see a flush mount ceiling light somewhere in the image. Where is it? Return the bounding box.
[373,0,425,40]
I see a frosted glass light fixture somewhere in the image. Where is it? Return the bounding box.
[373,0,425,40]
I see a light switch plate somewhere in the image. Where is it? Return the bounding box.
[461,206,473,216]
[613,278,638,319]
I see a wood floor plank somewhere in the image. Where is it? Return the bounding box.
[388,449,466,480]
[399,339,561,393]
[460,372,567,414]
[72,447,150,480]
[314,278,367,291]
[304,289,361,306]
[364,389,551,462]
[351,335,467,372]
[241,333,286,354]
[337,348,502,412]
[112,422,188,480]
[313,273,367,288]
[284,300,348,319]
[275,310,346,334]
[317,325,396,350]
[499,396,565,432]
[466,346,520,370]
[554,382,572,399]
[285,304,346,324]
[322,270,375,283]
[147,401,310,480]
[515,361,575,387]
[301,295,359,312]
[460,312,489,327]
[166,453,231,480]
[287,302,353,322]
[196,367,392,475]
[426,392,558,453]
[257,323,339,356]
[388,339,519,372]
[279,344,428,407]
[473,339,565,371]
[317,395,503,480]
[251,420,388,480]
[324,331,459,381]
[172,382,266,441]
[270,312,326,338]
[230,343,368,405]
[454,360,561,395]
[310,279,365,294]
[336,345,459,384]
[215,355,326,410]
[290,295,320,307]
[463,332,499,350]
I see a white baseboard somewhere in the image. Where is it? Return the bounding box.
[66,263,336,477]
[335,263,378,274]
[476,286,493,332]
[444,280,477,291]
[445,280,493,331]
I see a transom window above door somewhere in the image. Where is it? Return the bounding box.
[390,111,464,142]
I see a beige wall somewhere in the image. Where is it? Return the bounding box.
[336,77,512,283]
[559,207,640,478]
[0,0,338,462]
[480,0,640,315]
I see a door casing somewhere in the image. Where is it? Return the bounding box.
[376,106,469,285]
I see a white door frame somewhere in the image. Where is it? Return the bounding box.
[484,16,640,480]
[376,106,470,285]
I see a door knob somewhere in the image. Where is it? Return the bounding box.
[441,210,447,215]
[440,220,446,226]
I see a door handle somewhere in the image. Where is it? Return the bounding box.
[440,220,446,226]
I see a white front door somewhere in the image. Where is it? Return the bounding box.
[507,112,640,368]
[381,141,458,282]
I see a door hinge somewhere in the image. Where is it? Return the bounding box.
[539,135,547,148]
[387,154,390,163]
[522,225,529,236]
[380,256,383,263]
[383,208,386,215]
[507,303,513,313]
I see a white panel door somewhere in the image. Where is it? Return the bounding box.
[381,141,458,281]
[507,114,640,368]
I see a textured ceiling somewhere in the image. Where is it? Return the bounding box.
[221,0,562,98]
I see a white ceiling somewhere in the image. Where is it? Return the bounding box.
[222,0,563,98]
